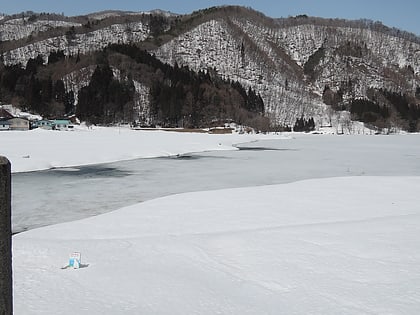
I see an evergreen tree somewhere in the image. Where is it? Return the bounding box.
[64,91,75,115]
[48,50,65,64]
[293,116,315,132]
[53,80,66,103]
[76,63,134,124]
[25,55,44,75]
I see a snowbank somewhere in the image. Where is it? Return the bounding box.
[13,176,420,314]
[0,126,281,173]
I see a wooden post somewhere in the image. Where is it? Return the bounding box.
[0,156,12,315]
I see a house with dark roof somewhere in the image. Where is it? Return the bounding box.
[0,108,14,120]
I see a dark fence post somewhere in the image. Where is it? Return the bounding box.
[0,156,12,315]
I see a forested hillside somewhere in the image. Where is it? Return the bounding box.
[1,6,419,131]
[0,44,267,129]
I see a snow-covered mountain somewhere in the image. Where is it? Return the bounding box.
[0,6,419,128]
[153,8,420,126]
[1,21,148,64]
[0,16,81,41]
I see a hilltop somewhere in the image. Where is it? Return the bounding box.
[1,6,419,131]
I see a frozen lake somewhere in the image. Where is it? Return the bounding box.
[12,134,420,233]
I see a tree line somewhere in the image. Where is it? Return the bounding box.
[76,63,135,124]
[0,53,75,117]
[293,116,315,132]
[350,89,420,132]
[105,44,265,128]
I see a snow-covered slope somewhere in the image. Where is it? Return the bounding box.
[155,18,325,125]
[0,17,81,41]
[154,11,420,125]
[2,21,149,66]
[13,175,420,314]
[0,17,82,41]
[273,23,420,97]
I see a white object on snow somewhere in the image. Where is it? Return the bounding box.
[68,252,81,269]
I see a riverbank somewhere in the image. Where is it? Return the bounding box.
[11,132,420,234]
[0,126,282,173]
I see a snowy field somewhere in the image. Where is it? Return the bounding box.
[2,128,420,314]
[0,126,277,173]
[13,177,420,314]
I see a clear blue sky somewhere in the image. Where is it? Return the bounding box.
[1,0,419,35]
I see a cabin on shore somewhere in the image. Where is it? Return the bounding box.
[7,117,30,131]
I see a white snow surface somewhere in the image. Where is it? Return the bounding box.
[0,126,276,173]
[4,129,420,314]
[13,176,420,314]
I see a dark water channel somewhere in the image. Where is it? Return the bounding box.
[12,135,420,233]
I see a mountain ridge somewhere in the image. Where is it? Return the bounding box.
[1,6,419,131]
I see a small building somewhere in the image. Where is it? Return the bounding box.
[8,117,29,131]
[34,120,54,130]
[0,120,11,131]
[53,119,73,131]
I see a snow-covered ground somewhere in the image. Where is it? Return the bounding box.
[2,129,419,314]
[0,126,279,173]
[13,176,420,314]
